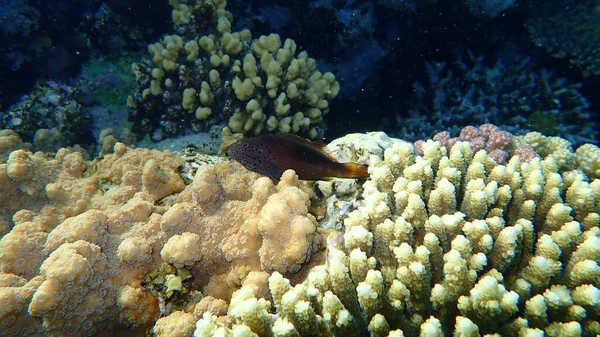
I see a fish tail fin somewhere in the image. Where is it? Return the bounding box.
[339,163,369,178]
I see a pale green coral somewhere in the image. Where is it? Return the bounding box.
[516,131,600,180]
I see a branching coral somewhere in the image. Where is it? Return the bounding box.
[515,131,600,180]
[526,0,600,76]
[191,131,600,337]
[396,50,595,146]
[415,124,541,165]
[129,0,339,140]
[1,129,598,336]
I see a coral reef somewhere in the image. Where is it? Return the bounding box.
[0,81,93,151]
[191,132,600,336]
[515,131,600,180]
[1,128,598,336]
[526,0,600,76]
[0,0,165,108]
[0,129,28,163]
[0,131,324,336]
[129,0,339,141]
[415,124,540,165]
[395,50,595,146]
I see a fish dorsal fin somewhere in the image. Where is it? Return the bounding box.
[310,139,327,150]
[281,134,339,163]
[311,140,339,162]
[282,133,312,145]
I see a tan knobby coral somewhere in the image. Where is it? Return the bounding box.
[0,132,324,336]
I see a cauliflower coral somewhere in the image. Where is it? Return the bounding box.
[0,132,323,336]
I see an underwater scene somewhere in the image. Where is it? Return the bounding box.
[0,0,599,336]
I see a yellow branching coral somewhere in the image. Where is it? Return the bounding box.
[192,133,600,337]
[131,0,340,140]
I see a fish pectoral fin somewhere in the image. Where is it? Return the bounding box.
[267,163,285,181]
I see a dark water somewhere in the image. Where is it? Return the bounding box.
[1,0,598,151]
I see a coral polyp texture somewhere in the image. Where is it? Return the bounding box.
[128,0,339,140]
[0,130,325,336]
[0,128,598,336]
[415,124,545,166]
[192,133,600,336]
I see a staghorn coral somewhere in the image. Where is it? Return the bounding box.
[129,0,339,140]
[0,130,324,336]
[396,50,595,146]
[191,131,600,336]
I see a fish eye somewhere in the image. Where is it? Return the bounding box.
[242,143,248,148]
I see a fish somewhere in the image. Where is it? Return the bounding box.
[226,134,369,181]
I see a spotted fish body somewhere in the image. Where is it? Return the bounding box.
[226,134,369,181]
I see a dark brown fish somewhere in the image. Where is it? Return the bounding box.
[226,134,369,181]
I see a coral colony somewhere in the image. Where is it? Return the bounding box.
[0,0,599,336]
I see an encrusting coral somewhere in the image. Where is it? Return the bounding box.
[0,141,185,336]
[1,128,599,336]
